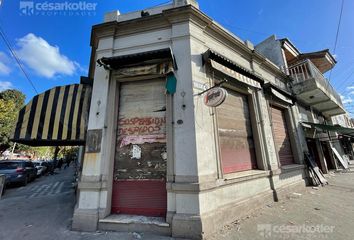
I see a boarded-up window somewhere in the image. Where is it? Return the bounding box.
[112,79,167,217]
[271,106,294,166]
[217,90,257,173]
[115,79,167,180]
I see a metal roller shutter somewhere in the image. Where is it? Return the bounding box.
[271,106,294,166]
[112,79,167,217]
[217,90,257,173]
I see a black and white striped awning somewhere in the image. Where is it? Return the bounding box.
[11,84,92,146]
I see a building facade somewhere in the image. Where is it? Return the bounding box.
[71,1,353,239]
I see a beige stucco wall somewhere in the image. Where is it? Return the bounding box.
[73,5,308,239]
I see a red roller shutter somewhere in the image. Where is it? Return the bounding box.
[271,106,294,166]
[217,90,257,173]
[112,79,167,217]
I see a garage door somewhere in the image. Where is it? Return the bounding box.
[271,106,294,166]
[112,79,167,217]
[217,90,257,173]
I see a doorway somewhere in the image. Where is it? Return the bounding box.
[111,79,167,217]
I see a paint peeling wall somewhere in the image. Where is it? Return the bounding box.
[114,79,167,180]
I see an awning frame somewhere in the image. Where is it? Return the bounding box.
[301,122,354,138]
[97,48,178,71]
[263,83,295,105]
[202,49,265,84]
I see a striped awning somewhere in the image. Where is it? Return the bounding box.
[11,84,92,146]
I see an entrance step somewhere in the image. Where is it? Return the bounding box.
[98,214,171,236]
[349,160,354,171]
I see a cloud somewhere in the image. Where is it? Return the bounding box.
[0,81,13,91]
[347,86,354,90]
[342,96,352,104]
[340,94,352,104]
[350,91,354,95]
[15,33,78,78]
[0,52,11,75]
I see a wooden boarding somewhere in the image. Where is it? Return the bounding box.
[331,147,349,169]
[305,153,328,185]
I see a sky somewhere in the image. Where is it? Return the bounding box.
[0,0,353,116]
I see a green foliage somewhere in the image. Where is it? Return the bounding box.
[0,99,16,152]
[0,89,25,109]
[24,146,56,160]
[58,146,79,160]
[0,89,26,153]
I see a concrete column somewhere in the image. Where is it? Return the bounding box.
[169,21,203,239]
[290,104,307,164]
[170,22,199,183]
[72,36,115,231]
[256,90,279,170]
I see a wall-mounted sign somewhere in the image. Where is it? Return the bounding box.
[204,87,228,107]
[86,129,102,153]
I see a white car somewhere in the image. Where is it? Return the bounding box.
[33,161,47,176]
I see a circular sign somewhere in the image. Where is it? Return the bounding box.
[204,87,228,107]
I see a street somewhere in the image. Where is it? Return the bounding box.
[0,166,173,240]
[0,166,76,240]
[1,167,354,240]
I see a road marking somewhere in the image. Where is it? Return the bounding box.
[28,181,70,198]
[49,181,60,194]
[55,182,65,194]
[29,186,39,191]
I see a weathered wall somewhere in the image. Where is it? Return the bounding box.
[255,35,286,72]
[187,17,307,238]
[74,5,308,239]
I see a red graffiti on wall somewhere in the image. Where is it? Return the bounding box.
[118,117,166,135]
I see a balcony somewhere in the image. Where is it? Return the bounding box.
[289,59,345,117]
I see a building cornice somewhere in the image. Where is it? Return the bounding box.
[90,5,288,80]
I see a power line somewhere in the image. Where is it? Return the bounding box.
[333,0,345,54]
[329,0,345,82]
[337,68,354,92]
[0,25,38,94]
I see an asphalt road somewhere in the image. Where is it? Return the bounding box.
[0,166,76,240]
[0,166,173,240]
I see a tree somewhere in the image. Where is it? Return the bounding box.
[0,99,16,153]
[0,89,26,153]
[0,89,25,109]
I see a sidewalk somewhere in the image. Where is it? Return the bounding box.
[206,171,354,240]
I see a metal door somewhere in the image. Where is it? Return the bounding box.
[217,90,257,173]
[271,106,294,166]
[112,79,167,217]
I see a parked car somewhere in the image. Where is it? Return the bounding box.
[33,161,47,176]
[45,160,55,175]
[0,160,37,186]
